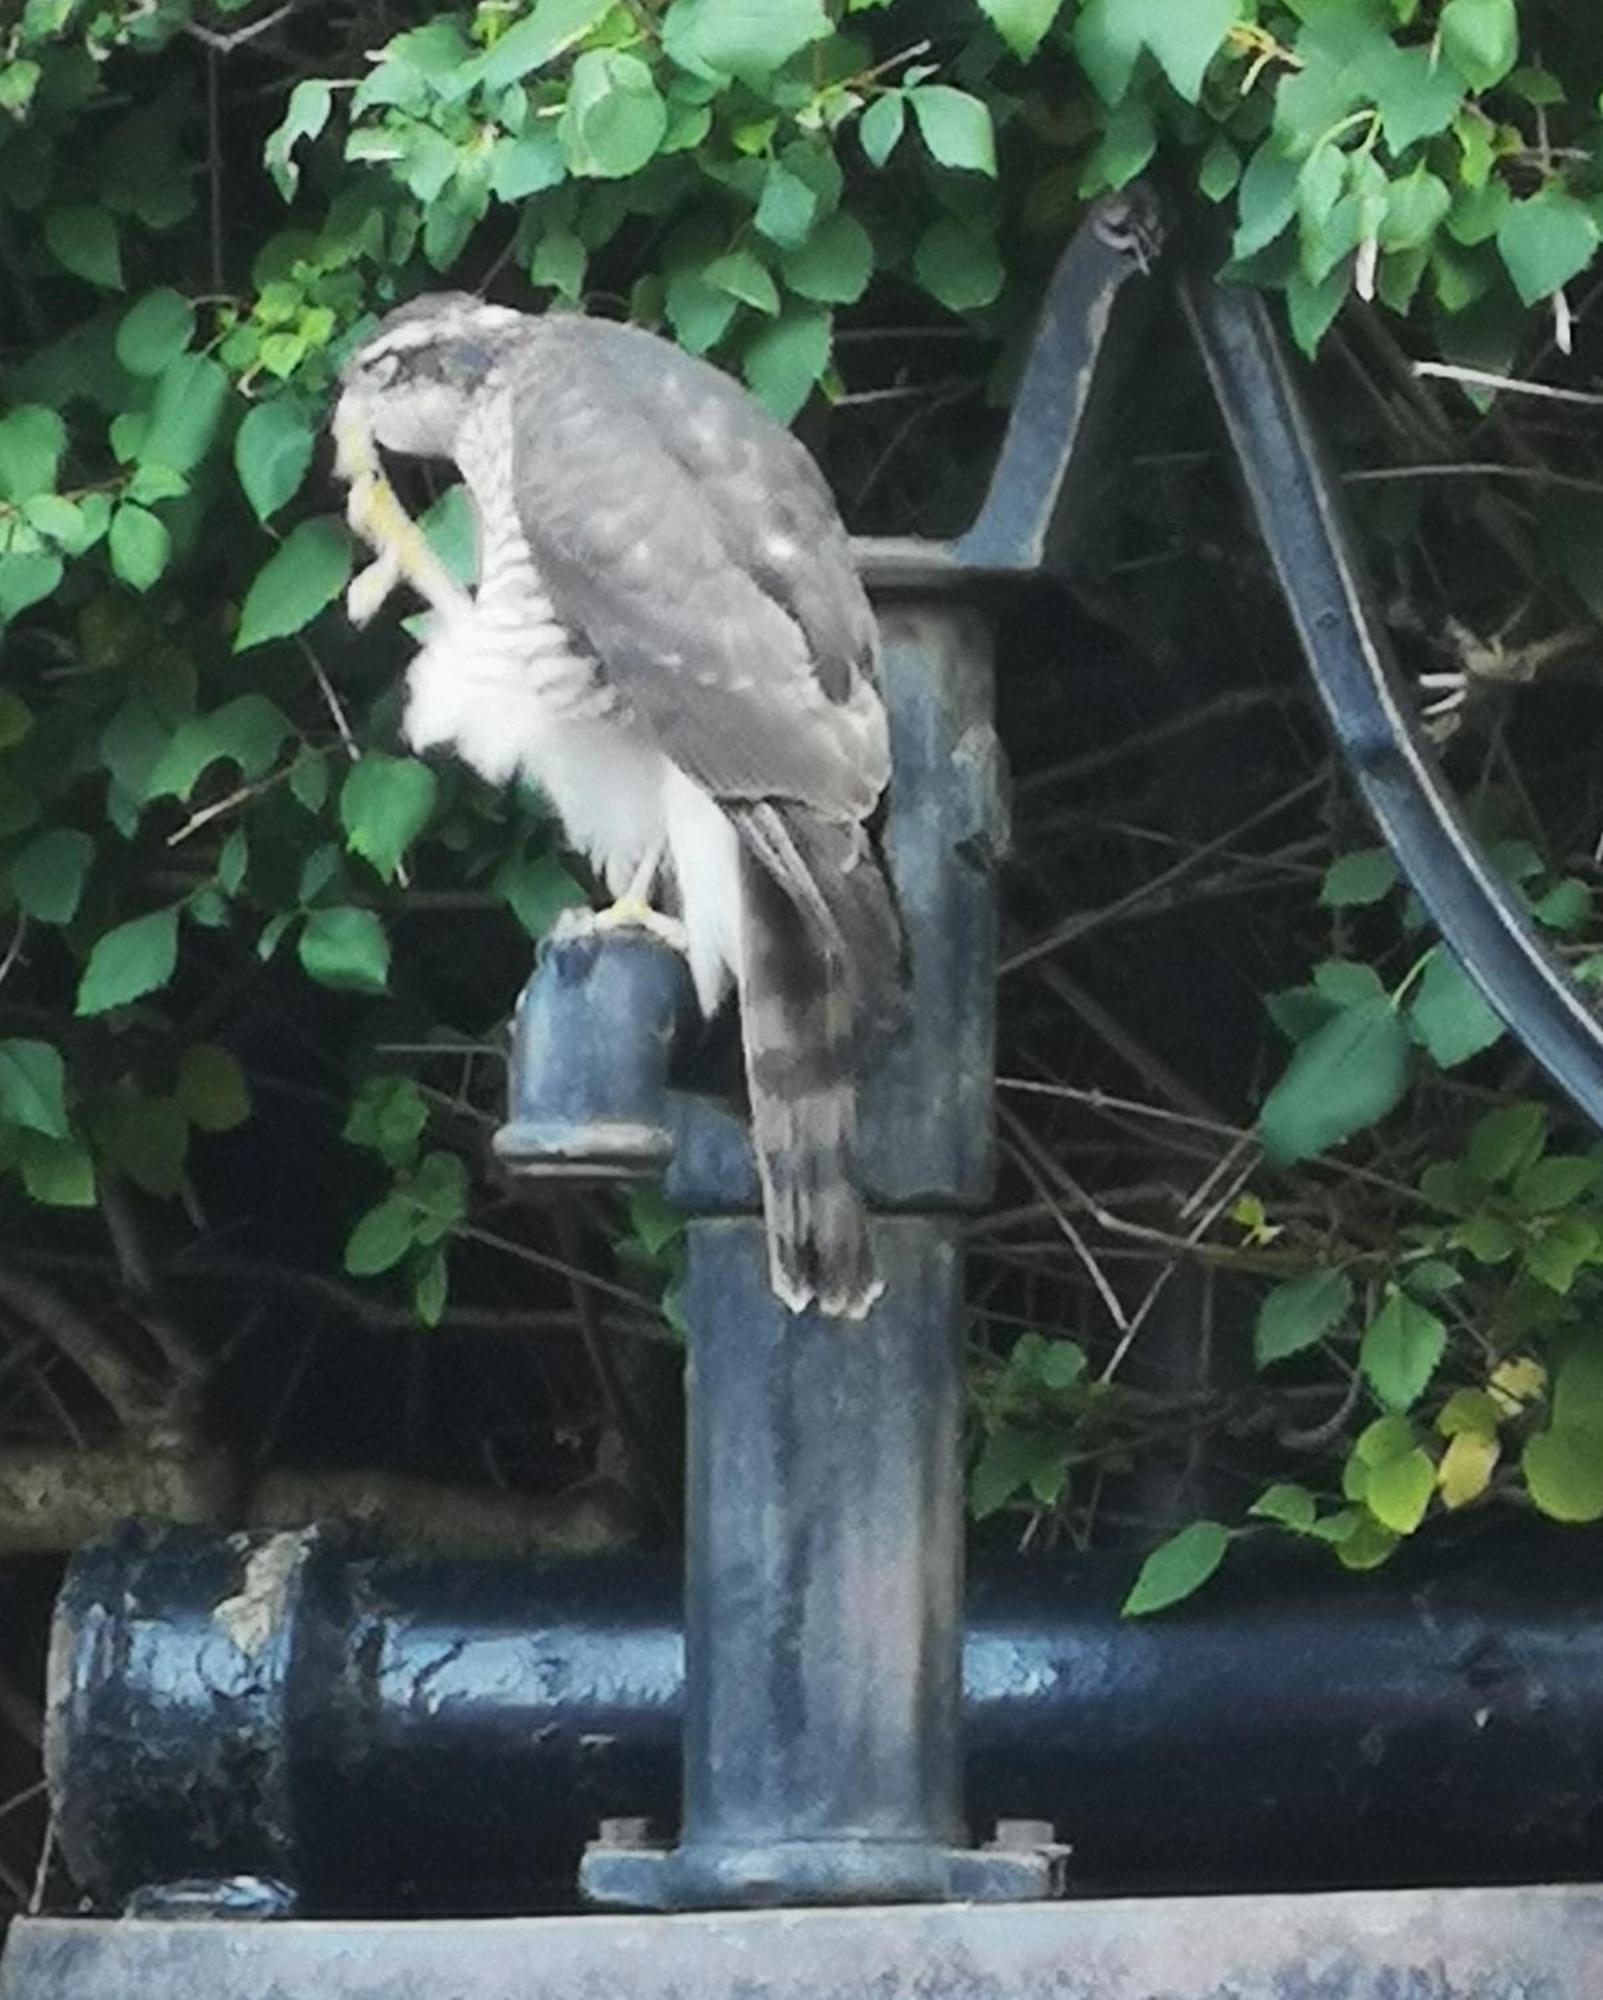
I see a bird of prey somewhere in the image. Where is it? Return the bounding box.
[333,296,901,1319]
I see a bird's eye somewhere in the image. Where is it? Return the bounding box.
[363,349,402,387]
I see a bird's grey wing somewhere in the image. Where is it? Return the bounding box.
[504,323,887,822]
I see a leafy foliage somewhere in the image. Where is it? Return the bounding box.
[5,0,1603,1623]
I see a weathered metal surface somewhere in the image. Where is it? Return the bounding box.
[47,1524,1603,1912]
[8,1886,1603,1999]
[583,1219,1057,1909]
[495,929,693,1179]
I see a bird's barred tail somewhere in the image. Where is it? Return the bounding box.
[732,803,902,1322]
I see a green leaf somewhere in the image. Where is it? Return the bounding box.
[1513,1154,1601,1213]
[627,1183,685,1257]
[914,216,1004,313]
[1409,946,1504,1069]
[1553,1340,1603,1431]
[345,1193,417,1276]
[1320,847,1398,908]
[45,205,123,288]
[1071,0,1144,105]
[1381,168,1451,254]
[531,228,587,299]
[780,212,874,304]
[1335,1514,1401,1572]
[1365,1446,1435,1534]
[299,905,390,995]
[1123,1520,1231,1616]
[147,695,293,802]
[1234,147,1299,260]
[756,161,822,246]
[76,906,179,1015]
[1249,1482,1317,1532]
[661,0,831,84]
[1440,0,1517,92]
[1523,1215,1598,1295]
[115,290,194,377]
[498,851,588,937]
[971,1426,1066,1519]
[235,516,352,651]
[108,503,170,592]
[975,0,1064,60]
[908,85,996,176]
[19,1131,95,1207]
[490,129,567,201]
[0,1039,68,1139]
[141,354,229,473]
[0,553,61,621]
[0,406,67,503]
[1468,1101,1546,1182]
[742,304,831,423]
[235,398,315,525]
[1255,1268,1353,1367]
[1360,1292,1446,1412]
[1199,137,1241,203]
[346,1075,429,1166]
[479,0,615,85]
[1355,1414,1418,1469]
[11,828,92,925]
[1259,996,1410,1163]
[560,50,668,180]
[1497,186,1599,305]
[339,755,438,884]
[665,252,739,354]
[705,248,780,315]
[176,1044,251,1132]
[1139,0,1236,102]
[1523,1426,1603,1523]
[1437,1388,1501,1436]
[859,92,906,169]
[409,1149,468,1242]
[1531,877,1590,931]
[126,465,189,506]
[265,77,332,200]
[413,1251,449,1328]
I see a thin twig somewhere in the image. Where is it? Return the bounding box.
[1413,361,1603,406]
[182,1,298,51]
[1001,774,1325,975]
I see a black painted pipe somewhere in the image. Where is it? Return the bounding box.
[48,1522,1603,1914]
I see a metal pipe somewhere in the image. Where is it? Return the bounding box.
[48,1523,1603,1914]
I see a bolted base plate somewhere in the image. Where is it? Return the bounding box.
[5,1885,1603,1999]
[579,1835,1065,1910]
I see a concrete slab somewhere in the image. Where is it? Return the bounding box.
[4,1883,1601,2000]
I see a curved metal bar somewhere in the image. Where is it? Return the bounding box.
[1181,274,1603,1132]
[952,203,1164,575]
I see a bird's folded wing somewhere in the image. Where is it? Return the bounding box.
[506,324,887,823]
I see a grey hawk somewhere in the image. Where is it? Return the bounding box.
[334,295,901,1320]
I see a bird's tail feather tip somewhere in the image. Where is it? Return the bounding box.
[766,1208,886,1324]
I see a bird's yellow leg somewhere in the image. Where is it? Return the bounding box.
[334,394,470,623]
[589,849,685,950]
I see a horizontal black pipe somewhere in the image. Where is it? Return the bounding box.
[49,1522,1603,1914]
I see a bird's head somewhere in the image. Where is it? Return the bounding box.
[336,292,525,460]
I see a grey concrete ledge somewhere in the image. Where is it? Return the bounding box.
[5,1883,1603,2000]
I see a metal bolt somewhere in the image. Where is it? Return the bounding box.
[990,1817,1058,1851]
[595,1816,655,1850]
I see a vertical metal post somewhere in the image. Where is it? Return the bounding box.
[577,600,1056,1909]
